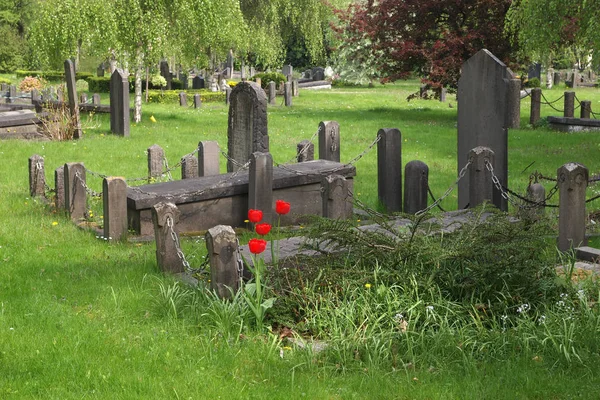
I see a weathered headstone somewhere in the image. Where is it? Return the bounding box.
[179,92,187,107]
[198,141,220,176]
[103,177,128,241]
[64,162,86,221]
[284,82,292,106]
[64,59,83,139]
[506,79,521,129]
[54,166,65,209]
[92,93,101,106]
[377,128,402,212]
[527,63,542,80]
[80,93,88,104]
[248,152,273,224]
[28,154,45,197]
[457,49,514,211]
[312,67,325,81]
[110,69,130,136]
[558,163,588,251]
[296,140,314,162]
[206,225,240,298]
[227,81,269,172]
[282,65,293,78]
[321,174,352,220]
[292,79,299,97]
[268,81,276,104]
[192,76,205,89]
[318,121,340,162]
[194,94,201,108]
[404,161,429,214]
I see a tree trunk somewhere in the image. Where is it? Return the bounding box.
[134,45,143,123]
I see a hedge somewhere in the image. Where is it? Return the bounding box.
[146,89,225,104]
[15,70,93,81]
[86,76,184,93]
[252,72,286,89]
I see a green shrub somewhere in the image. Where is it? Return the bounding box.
[146,89,225,104]
[0,77,12,85]
[15,70,93,81]
[525,77,541,88]
[75,79,89,92]
[252,72,286,89]
[86,76,184,93]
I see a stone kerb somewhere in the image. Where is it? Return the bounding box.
[152,201,184,273]
[468,146,495,208]
[227,81,269,172]
[457,49,514,211]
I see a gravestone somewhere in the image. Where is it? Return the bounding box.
[179,92,187,107]
[527,63,541,80]
[160,60,172,90]
[192,76,205,89]
[181,73,188,90]
[97,63,104,77]
[457,49,514,211]
[312,67,325,81]
[92,93,101,106]
[318,121,340,162]
[227,81,269,172]
[109,69,130,136]
[268,81,276,105]
[64,59,82,139]
[283,65,293,78]
[194,94,201,108]
[284,82,292,106]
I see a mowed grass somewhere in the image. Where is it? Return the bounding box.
[2,80,600,398]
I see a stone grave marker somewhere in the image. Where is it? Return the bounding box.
[227,81,269,172]
[110,69,130,136]
[312,67,325,81]
[64,59,82,139]
[283,65,293,78]
[192,76,205,89]
[457,49,515,211]
[160,60,172,90]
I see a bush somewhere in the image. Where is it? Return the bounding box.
[18,76,46,92]
[15,70,93,81]
[0,77,12,85]
[86,76,184,93]
[252,72,286,89]
[146,89,225,104]
[524,77,541,88]
[75,79,89,92]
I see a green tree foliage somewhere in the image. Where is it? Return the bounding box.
[0,0,34,71]
[506,0,600,68]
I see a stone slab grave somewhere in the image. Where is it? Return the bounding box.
[127,160,356,236]
[457,49,518,212]
[547,116,600,132]
[0,109,44,139]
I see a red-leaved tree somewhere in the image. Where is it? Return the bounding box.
[335,0,520,89]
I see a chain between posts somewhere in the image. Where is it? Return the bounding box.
[415,160,471,216]
[75,171,102,198]
[165,215,207,274]
[235,237,244,284]
[34,160,54,194]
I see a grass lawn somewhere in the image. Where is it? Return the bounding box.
[2,80,600,398]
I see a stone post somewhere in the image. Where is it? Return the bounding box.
[80,93,88,104]
[54,166,65,209]
[438,87,447,102]
[64,59,83,139]
[206,225,240,299]
[292,79,299,97]
[148,144,164,181]
[558,163,588,251]
[580,101,592,119]
[64,162,86,221]
[248,152,273,224]
[225,87,232,105]
[507,79,521,129]
[376,128,402,212]
[103,177,128,241]
[284,82,292,106]
[564,92,575,118]
[179,92,187,107]
[468,147,495,208]
[194,94,201,108]
[318,121,340,162]
[151,202,184,273]
[572,70,579,88]
[31,89,40,104]
[92,93,101,106]
[8,85,16,103]
[28,154,45,197]
[553,72,561,86]
[322,174,352,220]
[404,160,429,214]
[198,141,220,176]
[181,155,199,179]
[296,140,314,162]
[268,81,276,105]
[530,88,541,125]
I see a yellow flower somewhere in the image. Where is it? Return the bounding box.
[365,283,372,289]
[51,221,58,226]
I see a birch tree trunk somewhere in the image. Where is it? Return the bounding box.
[134,44,143,123]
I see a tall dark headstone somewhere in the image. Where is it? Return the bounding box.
[192,76,205,89]
[64,59,82,139]
[160,60,172,90]
[527,63,542,80]
[110,69,130,136]
[312,67,325,81]
[457,49,514,211]
[377,128,402,212]
[227,81,269,172]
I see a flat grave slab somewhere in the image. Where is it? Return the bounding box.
[548,116,600,132]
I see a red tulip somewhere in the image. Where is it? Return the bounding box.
[275,200,291,215]
[255,223,271,236]
[248,238,267,254]
[248,209,263,223]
